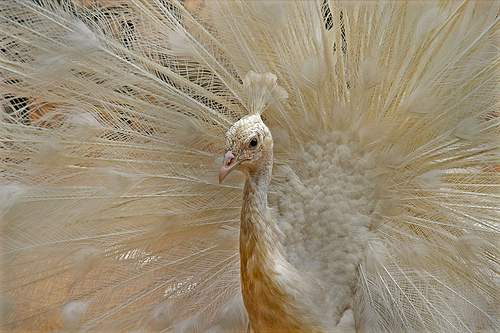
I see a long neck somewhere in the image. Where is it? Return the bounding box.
[240,152,282,263]
[239,153,326,332]
[240,158,280,254]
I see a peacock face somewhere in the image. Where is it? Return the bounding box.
[219,115,273,182]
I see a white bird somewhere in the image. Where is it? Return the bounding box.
[1,0,499,332]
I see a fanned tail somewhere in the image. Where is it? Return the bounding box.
[1,1,247,331]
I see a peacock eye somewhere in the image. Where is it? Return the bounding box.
[249,138,258,148]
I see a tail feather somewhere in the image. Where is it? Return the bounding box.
[2,1,245,331]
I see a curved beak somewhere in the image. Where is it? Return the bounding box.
[219,150,240,183]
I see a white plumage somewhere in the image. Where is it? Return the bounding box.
[1,0,499,332]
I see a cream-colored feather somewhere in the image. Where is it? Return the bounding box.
[1,0,499,332]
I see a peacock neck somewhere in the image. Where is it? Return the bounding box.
[240,154,280,260]
[239,153,327,332]
[244,160,272,218]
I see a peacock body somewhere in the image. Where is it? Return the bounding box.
[1,0,499,332]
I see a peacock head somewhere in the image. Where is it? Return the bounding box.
[219,115,273,183]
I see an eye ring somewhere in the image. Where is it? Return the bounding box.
[249,138,258,148]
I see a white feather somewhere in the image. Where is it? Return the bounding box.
[1,0,498,332]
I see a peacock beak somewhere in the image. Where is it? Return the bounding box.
[219,150,239,183]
